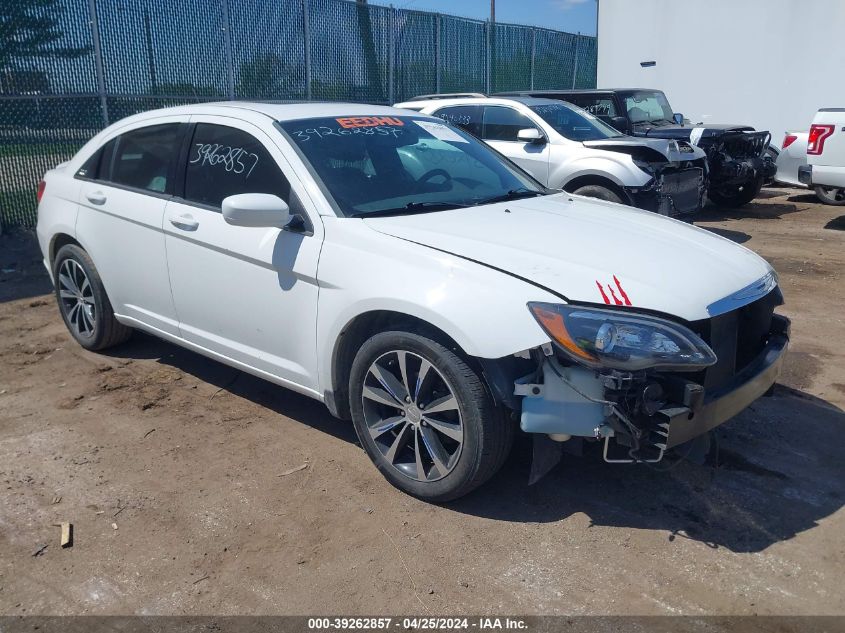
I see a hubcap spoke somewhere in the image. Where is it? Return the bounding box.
[422,415,463,441]
[80,305,94,334]
[369,362,410,404]
[363,384,403,408]
[396,351,412,401]
[420,425,450,477]
[422,394,458,415]
[414,429,427,481]
[67,303,80,324]
[414,359,431,403]
[59,289,76,300]
[385,422,412,464]
[369,415,406,439]
[59,271,78,294]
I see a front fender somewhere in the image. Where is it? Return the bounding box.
[554,155,652,190]
[315,218,558,396]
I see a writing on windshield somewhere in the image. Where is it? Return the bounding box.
[280,116,543,217]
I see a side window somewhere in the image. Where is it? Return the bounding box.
[581,97,618,118]
[108,124,182,193]
[481,106,536,142]
[75,148,101,179]
[184,123,291,209]
[433,105,482,137]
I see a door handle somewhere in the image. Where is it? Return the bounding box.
[86,191,107,205]
[169,213,199,231]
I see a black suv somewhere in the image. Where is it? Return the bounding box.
[497,89,775,207]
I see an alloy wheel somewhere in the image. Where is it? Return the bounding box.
[58,259,96,338]
[361,350,464,482]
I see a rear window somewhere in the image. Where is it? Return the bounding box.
[106,124,183,193]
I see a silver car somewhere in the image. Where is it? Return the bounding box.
[395,95,709,218]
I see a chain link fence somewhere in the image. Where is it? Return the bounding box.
[1,0,598,229]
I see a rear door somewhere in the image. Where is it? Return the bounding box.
[808,109,845,187]
[479,105,550,184]
[162,117,323,392]
[75,119,187,335]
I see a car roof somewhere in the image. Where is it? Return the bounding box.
[112,101,432,125]
[394,95,569,109]
[495,89,654,96]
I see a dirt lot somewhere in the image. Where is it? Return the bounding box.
[1,187,844,616]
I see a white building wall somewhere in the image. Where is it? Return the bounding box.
[597,0,845,142]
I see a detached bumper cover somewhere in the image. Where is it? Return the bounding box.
[665,316,790,448]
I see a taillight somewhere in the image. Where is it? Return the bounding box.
[36,180,46,203]
[782,134,798,150]
[808,124,835,155]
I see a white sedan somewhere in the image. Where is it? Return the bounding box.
[36,102,789,501]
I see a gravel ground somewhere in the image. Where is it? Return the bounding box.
[0,186,843,616]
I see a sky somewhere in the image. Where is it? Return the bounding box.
[366,0,598,35]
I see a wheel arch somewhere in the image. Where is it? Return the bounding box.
[49,233,83,267]
[326,309,526,421]
[561,174,632,204]
[328,310,467,420]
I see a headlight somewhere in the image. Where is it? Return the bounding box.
[528,303,717,372]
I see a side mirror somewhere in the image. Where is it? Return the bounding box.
[222,193,290,228]
[673,113,684,125]
[517,128,546,144]
[610,116,630,132]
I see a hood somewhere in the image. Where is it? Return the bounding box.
[362,194,772,322]
[582,136,706,162]
[634,123,756,140]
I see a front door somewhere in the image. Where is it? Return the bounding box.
[162,118,323,393]
[480,105,551,185]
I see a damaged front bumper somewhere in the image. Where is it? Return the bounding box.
[626,166,706,218]
[515,313,790,471]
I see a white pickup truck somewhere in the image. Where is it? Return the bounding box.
[799,109,845,197]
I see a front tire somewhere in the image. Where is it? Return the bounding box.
[349,331,512,502]
[814,185,845,206]
[53,244,132,351]
[708,174,764,207]
[571,184,624,205]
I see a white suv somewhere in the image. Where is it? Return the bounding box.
[395,95,708,218]
[36,102,788,501]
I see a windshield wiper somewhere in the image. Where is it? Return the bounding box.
[350,200,472,218]
[471,189,544,206]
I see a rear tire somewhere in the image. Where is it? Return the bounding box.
[814,185,845,206]
[571,184,624,205]
[53,244,132,351]
[708,174,764,207]
[349,331,513,502]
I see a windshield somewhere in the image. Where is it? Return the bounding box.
[529,102,623,141]
[279,115,545,217]
[620,90,675,126]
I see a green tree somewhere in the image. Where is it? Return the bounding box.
[0,0,91,70]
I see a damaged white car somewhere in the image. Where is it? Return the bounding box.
[36,103,789,502]
[395,94,709,218]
